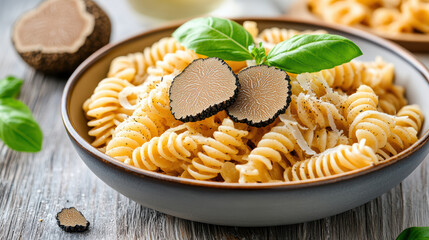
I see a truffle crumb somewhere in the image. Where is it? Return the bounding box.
[56,207,90,232]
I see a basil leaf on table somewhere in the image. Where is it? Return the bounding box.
[0,98,43,152]
[173,17,254,61]
[265,34,363,74]
[0,76,23,98]
[397,227,429,240]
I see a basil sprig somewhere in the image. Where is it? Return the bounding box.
[173,17,362,73]
[397,227,429,240]
[0,76,43,152]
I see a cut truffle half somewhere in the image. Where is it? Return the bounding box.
[12,0,111,74]
[169,57,239,122]
[227,65,291,127]
[56,207,90,232]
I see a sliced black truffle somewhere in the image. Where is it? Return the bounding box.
[56,207,90,232]
[169,57,239,122]
[227,65,291,127]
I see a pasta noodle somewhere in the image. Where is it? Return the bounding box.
[396,104,424,131]
[319,58,394,92]
[377,105,423,159]
[284,140,378,181]
[187,118,250,181]
[349,110,396,150]
[342,85,378,125]
[132,126,198,174]
[322,1,369,26]
[106,74,181,162]
[108,37,185,85]
[83,21,424,184]
[147,49,198,77]
[236,119,308,183]
[258,28,327,45]
[302,128,349,153]
[289,93,347,131]
[243,21,259,38]
[83,77,135,149]
[377,85,407,115]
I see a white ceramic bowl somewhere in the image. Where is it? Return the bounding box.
[62,18,429,226]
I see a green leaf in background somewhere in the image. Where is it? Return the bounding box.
[173,17,254,61]
[397,227,429,240]
[265,34,362,74]
[0,98,43,152]
[0,76,23,98]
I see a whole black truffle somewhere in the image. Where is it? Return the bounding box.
[12,0,111,74]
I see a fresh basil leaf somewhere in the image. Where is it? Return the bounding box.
[0,76,23,98]
[397,227,429,240]
[0,98,43,152]
[173,17,254,61]
[265,34,362,74]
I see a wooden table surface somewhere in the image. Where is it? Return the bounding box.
[1,0,428,239]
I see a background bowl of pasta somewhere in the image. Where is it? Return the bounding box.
[61,17,429,226]
[288,0,429,52]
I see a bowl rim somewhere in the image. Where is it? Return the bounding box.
[61,17,429,190]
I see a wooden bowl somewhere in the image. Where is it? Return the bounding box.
[287,1,429,52]
[61,17,429,226]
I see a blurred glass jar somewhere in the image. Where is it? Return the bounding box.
[127,0,226,21]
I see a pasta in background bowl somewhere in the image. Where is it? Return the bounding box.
[62,18,429,226]
[288,0,429,52]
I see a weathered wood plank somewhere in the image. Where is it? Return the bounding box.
[0,0,428,239]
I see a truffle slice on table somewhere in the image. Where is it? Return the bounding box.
[169,58,239,122]
[56,207,90,232]
[12,0,111,74]
[227,65,291,127]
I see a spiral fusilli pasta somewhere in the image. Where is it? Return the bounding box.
[147,49,198,77]
[396,104,424,132]
[187,118,250,181]
[289,93,347,131]
[342,85,378,125]
[108,37,185,85]
[377,105,423,160]
[105,74,181,162]
[320,58,394,92]
[258,27,327,45]
[284,140,378,181]
[302,128,349,154]
[83,77,135,149]
[349,110,396,150]
[236,119,308,183]
[132,126,198,174]
[377,85,407,115]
